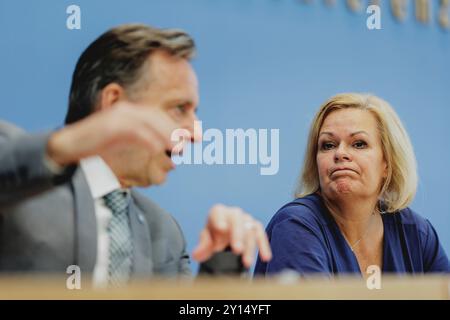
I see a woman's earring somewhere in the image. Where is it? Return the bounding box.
[378,200,387,214]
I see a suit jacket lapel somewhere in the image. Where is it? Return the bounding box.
[129,191,153,277]
[71,170,153,278]
[71,168,97,274]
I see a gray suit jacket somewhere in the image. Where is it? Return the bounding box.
[0,120,192,280]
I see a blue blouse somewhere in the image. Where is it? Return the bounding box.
[255,194,450,277]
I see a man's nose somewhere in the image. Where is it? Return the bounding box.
[189,117,202,143]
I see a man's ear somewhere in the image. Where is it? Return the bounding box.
[98,83,126,111]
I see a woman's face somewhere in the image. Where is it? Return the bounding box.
[316,108,387,201]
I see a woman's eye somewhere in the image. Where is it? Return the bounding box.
[353,140,367,149]
[321,142,335,150]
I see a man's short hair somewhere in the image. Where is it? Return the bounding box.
[65,23,195,124]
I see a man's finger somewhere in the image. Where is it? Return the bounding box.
[228,209,246,255]
[192,229,214,262]
[255,221,272,262]
[207,204,229,232]
[242,222,257,268]
[207,205,232,252]
[135,127,166,154]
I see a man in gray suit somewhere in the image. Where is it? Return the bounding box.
[0,24,271,287]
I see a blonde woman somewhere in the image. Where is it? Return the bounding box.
[255,93,449,277]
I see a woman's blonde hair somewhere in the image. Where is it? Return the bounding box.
[295,93,417,212]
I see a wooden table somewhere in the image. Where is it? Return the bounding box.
[0,275,448,299]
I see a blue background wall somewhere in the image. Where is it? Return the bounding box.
[1,0,449,273]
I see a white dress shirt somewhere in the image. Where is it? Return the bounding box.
[80,156,123,288]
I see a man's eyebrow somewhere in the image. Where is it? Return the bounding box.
[173,99,191,105]
[172,99,197,111]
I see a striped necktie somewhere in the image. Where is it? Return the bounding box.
[103,190,134,286]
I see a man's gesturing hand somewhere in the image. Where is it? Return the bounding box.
[47,102,179,166]
[192,204,272,269]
